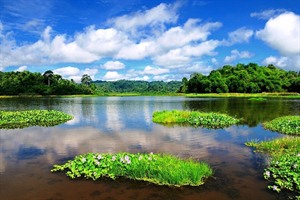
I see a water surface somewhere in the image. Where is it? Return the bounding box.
[0,96,299,200]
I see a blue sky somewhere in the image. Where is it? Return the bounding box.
[0,0,299,82]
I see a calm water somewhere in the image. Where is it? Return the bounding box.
[0,96,299,200]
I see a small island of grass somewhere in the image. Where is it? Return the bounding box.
[0,110,73,129]
[51,152,212,187]
[248,97,267,101]
[246,137,300,198]
[152,110,239,129]
[263,116,300,135]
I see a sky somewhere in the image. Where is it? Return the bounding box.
[0,0,299,82]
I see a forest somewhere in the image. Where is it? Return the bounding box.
[0,70,94,95]
[0,63,299,95]
[179,63,300,93]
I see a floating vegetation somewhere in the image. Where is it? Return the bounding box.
[0,110,73,129]
[152,110,240,129]
[51,152,213,187]
[263,116,300,135]
[248,97,267,101]
[246,137,300,199]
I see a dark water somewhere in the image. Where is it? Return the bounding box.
[0,96,299,200]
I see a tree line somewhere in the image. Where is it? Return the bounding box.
[179,63,300,93]
[0,63,299,95]
[0,70,94,95]
[93,80,182,94]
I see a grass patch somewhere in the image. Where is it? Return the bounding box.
[0,110,73,129]
[246,137,300,198]
[152,110,240,129]
[263,116,300,135]
[248,97,267,101]
[51,152,213,187]
[185,92,300,98]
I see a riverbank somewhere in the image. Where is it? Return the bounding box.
[0,92,299,98]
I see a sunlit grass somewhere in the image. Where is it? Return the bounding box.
[185,92,300,98]
[153,110,240,129]
[0,110,73,129]
[51,152,213,187]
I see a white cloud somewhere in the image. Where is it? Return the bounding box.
[179,62,214,75]
[103,71,124,81]
[256,12,300,69]
[0,2,224,79]
[153,48,191,68]
[75,26,130,56]
[142,66,169,75]
[256,12,300,56]
[53,66,98,82]
[224,49,253,63]
[262,55,300,70]
[110,3,178,32]
[226,27,253,45]
[157,19,221,49]
[251,9,286,20]
[102,61,125,70]
[53,66,80,76]
[153,40,219,68]
[116,40,157,60]
[14,65,27,72]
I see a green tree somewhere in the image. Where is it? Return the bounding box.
[81,74,92,85]
[43,70,54,86]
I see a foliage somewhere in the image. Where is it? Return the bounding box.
[0,110,73,129]
[0,70,94,95]
[263,116,300,135]
[51,152,213,187]
[246,137,300,199]
[93,80,182,94]
[180,63,300,93]
[152,110,240,128]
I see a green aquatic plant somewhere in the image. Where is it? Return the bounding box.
[263,116,300,135]
[0,110,73,129]
[246,137,300,199]
[51,152,213,187]
[248,97,267,101]
[152,110,240,129]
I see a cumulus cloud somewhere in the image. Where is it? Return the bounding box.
[0,2,225,79]
[110,3,178,33]
[142,66,169,75]
[14,65,28,72]
[226,27,253,45]
[262,55,300,70]
[103,71,124,81]
[224,49,253,63]
[256,12,300,56]
[157,19,221,49]
[53,66,98,82]
[102,61,125,70]
[251,9,286,20]
[180,62,214,75]
[153,40,219,68]
[256,12,300,69]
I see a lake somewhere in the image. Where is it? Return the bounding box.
[0,96,299,200]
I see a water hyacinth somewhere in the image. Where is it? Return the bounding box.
[263,116,300,135]
[152,110,240,129]
[51,152,213,187]
[246,137,300,198]
[0,110,73,129]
